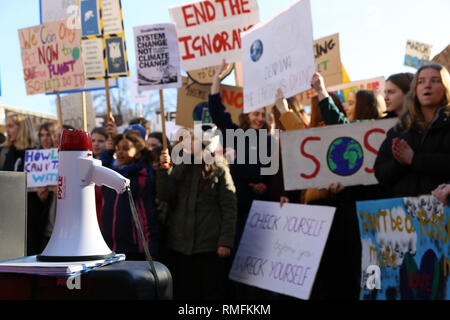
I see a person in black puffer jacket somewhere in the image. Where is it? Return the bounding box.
[375,63,450,198]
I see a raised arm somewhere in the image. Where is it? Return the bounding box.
[208,59,239,131]
[311,73,349,125]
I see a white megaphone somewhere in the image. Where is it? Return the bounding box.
[37,130,130,262]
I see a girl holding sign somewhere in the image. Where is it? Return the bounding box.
[375,63,450,198]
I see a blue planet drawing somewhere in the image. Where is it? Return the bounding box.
[250,39,263,62]
[327,137,364,176]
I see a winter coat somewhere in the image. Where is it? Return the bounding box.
[0,145,25,171]
[208,93,272,221]
[374,107,450,198]
[156,163,237,256]
[100,150,160,258]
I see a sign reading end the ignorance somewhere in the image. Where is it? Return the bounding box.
[229,201,335,300]
[169,0,260,71]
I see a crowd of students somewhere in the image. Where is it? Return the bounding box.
[0,62,449,300]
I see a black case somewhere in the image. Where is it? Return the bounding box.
[0,261,172,300]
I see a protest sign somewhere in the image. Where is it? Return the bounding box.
[129,76,151,104]
[80,0,129,80]
[39,0,77,24]
[297,33,345,107]
[241,0,315,113]
[60,92,96,131]
[229,200,335,300]
[280,118,397,191]
[431,45,450,71]
[176,76,243,128]
[133,23,182,91]
[24,148,59,188]
[356,195,450,300]
[39,0,118,94]
[18,19,85,95]
[404,39,433,69]
[324,76,385,105]
[169,0,260,71]
[187,63,234,85]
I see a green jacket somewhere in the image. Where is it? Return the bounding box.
[156,163,237,255]
[318,96,350,125]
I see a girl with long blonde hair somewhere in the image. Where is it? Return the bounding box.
[0,113,37,171]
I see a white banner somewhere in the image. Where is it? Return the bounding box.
[169,0,260,71]
[241,0,315,113]
[280,118,398,191]
[134,23,182,91]
[229,201,335,300]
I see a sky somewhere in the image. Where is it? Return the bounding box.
[0,0,449,119]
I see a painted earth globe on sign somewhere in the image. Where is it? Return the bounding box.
[250,39,263,62]
[327,137,364,176]
[193,103,212,123]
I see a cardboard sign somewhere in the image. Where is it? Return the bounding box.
[229,200,335,300]
[80,0,129,79]
[60,92,96,131]
[326,76,385,105]
[169,0,260,71]
[18,19,85,95]
[176,76,243,128]
[241,0,315,113]
[24,149,59,188]
[133,23,182,91]
[357,195,450,300]
[187,63,234,86]
[431,45,450,72]
[280,118,397,191]
[297,33,345,107]
[404,40,433,69]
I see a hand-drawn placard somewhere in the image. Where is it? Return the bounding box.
[297,33,345,107]
[24,148,59,188]
[280,118,398,191]
[169,0,260,71]
[229,200,335,300]
[18,19,85,95]
[326,76,385,105]
[357,195,450,300]
[404,40,433,70]
[176,76,243,128]
[241,0,315,113]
